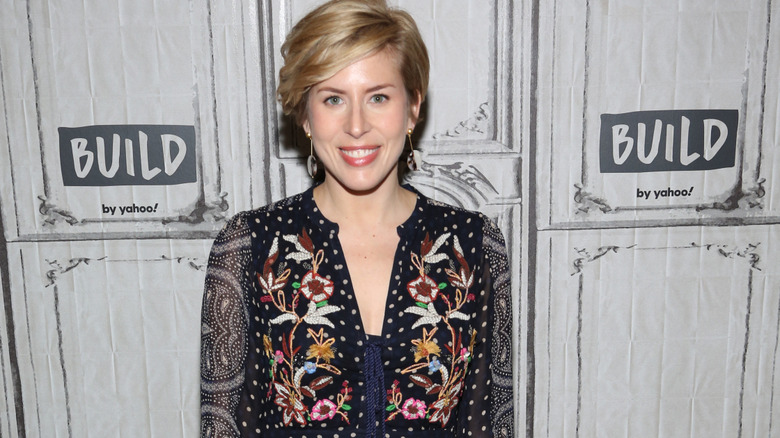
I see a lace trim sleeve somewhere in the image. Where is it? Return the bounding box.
[200,213,253,437]
[483,217,514,437]
[455,215,514,437]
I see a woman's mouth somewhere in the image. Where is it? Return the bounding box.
[339,146,380,166]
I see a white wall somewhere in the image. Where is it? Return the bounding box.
[0,0,777,436]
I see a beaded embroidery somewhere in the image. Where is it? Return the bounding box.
[201,187,515,437]
[385,232,477,427]
[259,230,353,426]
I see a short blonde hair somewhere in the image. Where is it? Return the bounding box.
[277,0,429,125]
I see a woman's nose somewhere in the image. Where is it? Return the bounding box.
[346,103,370,138]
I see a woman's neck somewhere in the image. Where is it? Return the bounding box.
[313,178,416,230]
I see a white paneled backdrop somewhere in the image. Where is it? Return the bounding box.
[0,0,778,437]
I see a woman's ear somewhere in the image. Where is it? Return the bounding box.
[408,91,422,129]
[302,119,311,135]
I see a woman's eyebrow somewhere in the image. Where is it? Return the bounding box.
[314,84,396,95]
[366,84,395,93]
[315,86,346,94]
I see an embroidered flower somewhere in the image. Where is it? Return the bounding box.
[381,232,480,428]
[311,399,338,421]
[307,328,336,363]
[407,274,439,304]
[273,382,308,426]
[300,271,334,303]
[401,398,427,420]
[306,342,335,362]
[428,357,442,373]
[412,327,441,362]
[429,396,455,425]
[258,271,278,292]
[262,233,351,426]
[459,347,470,362]
[428,382,462,426]
[449,267,474,290]
[257,241,290,293]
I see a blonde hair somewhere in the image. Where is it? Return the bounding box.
[277,0,429,125]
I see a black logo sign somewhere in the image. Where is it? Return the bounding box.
[600,110,738,173]
[59,125,197,186]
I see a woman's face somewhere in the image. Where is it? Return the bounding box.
[303,49,420,194]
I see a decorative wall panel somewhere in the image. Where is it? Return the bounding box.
[0,265,19,436]
[6,239,210,436]
[0,0,266,240]
[534,226,780,436]
[536,0,780,227]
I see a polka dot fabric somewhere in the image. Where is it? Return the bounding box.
[201,186,513,437]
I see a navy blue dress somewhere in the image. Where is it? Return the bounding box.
[200,186,513,437]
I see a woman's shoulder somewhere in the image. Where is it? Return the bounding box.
[416,192,498,231]
[213,191,311,242]
[248,190,309,218]
[229,191,310,226]
[411,192,507,259]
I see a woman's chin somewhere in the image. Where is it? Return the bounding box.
[324,168,399,195]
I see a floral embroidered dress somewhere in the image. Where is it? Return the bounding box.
[200,186,513,437]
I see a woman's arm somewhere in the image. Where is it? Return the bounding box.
[457,216,514,437]
[200,214,253,437]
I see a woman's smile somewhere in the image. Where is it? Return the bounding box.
[339,146,381,166]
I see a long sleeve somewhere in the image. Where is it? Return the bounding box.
[200,214,253,437]
[456,217,514,437]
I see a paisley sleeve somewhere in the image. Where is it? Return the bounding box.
[200,213,253,437]
[457,216,514,437]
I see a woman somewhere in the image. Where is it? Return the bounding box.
[200,0,513,436]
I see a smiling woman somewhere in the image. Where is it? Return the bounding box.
[303,49,419,198]
[199,1,514,437]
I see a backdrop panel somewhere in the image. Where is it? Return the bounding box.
[536,0,780,227]
[0,265,19,437]
[0,0,268,240]
[534,226,780,437]
[6,239,210,436]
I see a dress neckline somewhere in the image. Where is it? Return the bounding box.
[299,183,426,340]
[302,183,425,238]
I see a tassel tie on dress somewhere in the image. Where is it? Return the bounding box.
[364,340,386,438]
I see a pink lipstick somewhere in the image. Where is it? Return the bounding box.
[339,146,380,167]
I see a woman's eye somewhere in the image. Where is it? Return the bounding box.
[370,95,388,103]
[325,96,343,105]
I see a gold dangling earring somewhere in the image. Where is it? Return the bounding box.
[406,128,418,171]
[306,132,318,179]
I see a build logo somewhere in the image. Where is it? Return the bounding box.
[59,125,197,186]
[599,110,738,173]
